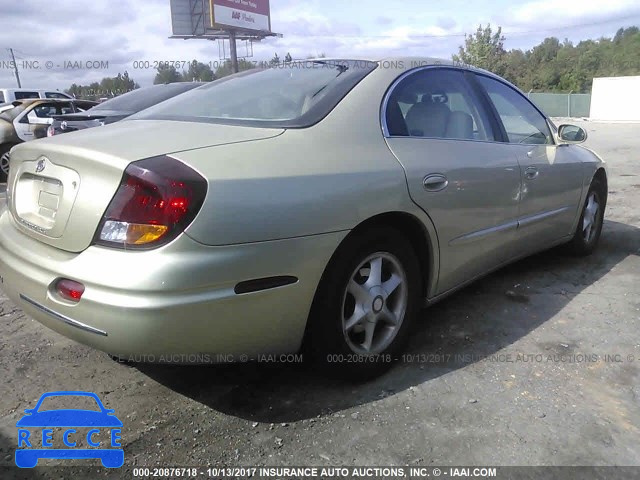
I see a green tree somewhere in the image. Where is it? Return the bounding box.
[213,59,255,79]
[455,25,640,93]
[182,60,215,82]
[154,64,181,84]
[67,83,82,98]
[453,24,506,74]
[269,53,281,66]
[65,73,139,100]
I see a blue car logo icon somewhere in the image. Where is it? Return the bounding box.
[15,391,123,468]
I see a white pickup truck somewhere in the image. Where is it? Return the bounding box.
[0,88,72,103]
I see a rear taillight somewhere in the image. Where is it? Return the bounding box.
[94,156,207,249]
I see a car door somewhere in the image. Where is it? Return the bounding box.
[472,74,584,252]
[14,102,71,141]
[383,67,522,295]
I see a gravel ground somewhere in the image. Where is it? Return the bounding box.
[0,120,639,479]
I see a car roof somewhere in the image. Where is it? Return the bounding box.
[310,56,507,75]
[7,98,84,107]
[308,56,522,93]
[0,87,67,92]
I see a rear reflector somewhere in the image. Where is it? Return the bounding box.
[94,156,207,249]
[55,279,85,302]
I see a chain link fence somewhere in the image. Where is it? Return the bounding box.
[526,92,591,118]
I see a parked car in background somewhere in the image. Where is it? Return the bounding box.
[0,103,16,114]
[0,98,97,181]
[0,58,607,378]
[48,82,204,137]
[0,88,72,103]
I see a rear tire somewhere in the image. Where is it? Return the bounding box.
[306,226,421,379]
[566,177,605,256]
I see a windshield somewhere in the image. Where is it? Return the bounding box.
[91,83,203,114]
[131,60,377,128]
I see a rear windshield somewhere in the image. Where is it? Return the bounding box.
[131,60,378,128]
[91,83,202,114]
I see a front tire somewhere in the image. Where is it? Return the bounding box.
[307,226,421,378]
[566,177,605,256]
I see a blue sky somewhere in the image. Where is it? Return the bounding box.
[1,0,640,89]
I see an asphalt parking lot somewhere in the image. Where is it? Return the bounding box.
[0,120,639,477]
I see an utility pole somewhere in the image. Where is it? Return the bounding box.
[8,48,22,88]
[228,30,239,73]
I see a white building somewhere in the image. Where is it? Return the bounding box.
[590,76,640,121]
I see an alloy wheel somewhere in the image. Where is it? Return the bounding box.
[582,192,600,243]
[341,252,408,355]
[0,152,9,176]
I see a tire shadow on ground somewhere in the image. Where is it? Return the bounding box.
[135,220,640,423]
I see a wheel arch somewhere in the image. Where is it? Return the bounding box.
[346,212,435,298]
[301,210,437,356]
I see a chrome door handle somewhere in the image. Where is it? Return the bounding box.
[524,166,539,179]
[423,174,448,192]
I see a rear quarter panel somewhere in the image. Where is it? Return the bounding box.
[175,65,425,246]
[0,118,20,144]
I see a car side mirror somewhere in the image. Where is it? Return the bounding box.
[557,124,587,144]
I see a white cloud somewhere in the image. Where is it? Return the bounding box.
[507,0,640,27]
[1,0,639,91]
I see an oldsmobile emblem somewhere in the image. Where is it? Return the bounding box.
[35,159,46,173]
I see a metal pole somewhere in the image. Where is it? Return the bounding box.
[228,30,239,73]
[568,90,573,117]
[8,48,22,88]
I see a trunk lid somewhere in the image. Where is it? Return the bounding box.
[7,119,284,252]
[52,109,129,122]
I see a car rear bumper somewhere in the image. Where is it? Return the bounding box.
[0,209,346,359]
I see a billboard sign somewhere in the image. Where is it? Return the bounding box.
[170,0,207,36]
[210,0,271,33]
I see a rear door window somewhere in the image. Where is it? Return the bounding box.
[33,102,73,118]
[384,68,495,141]
[14,91,39,100]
